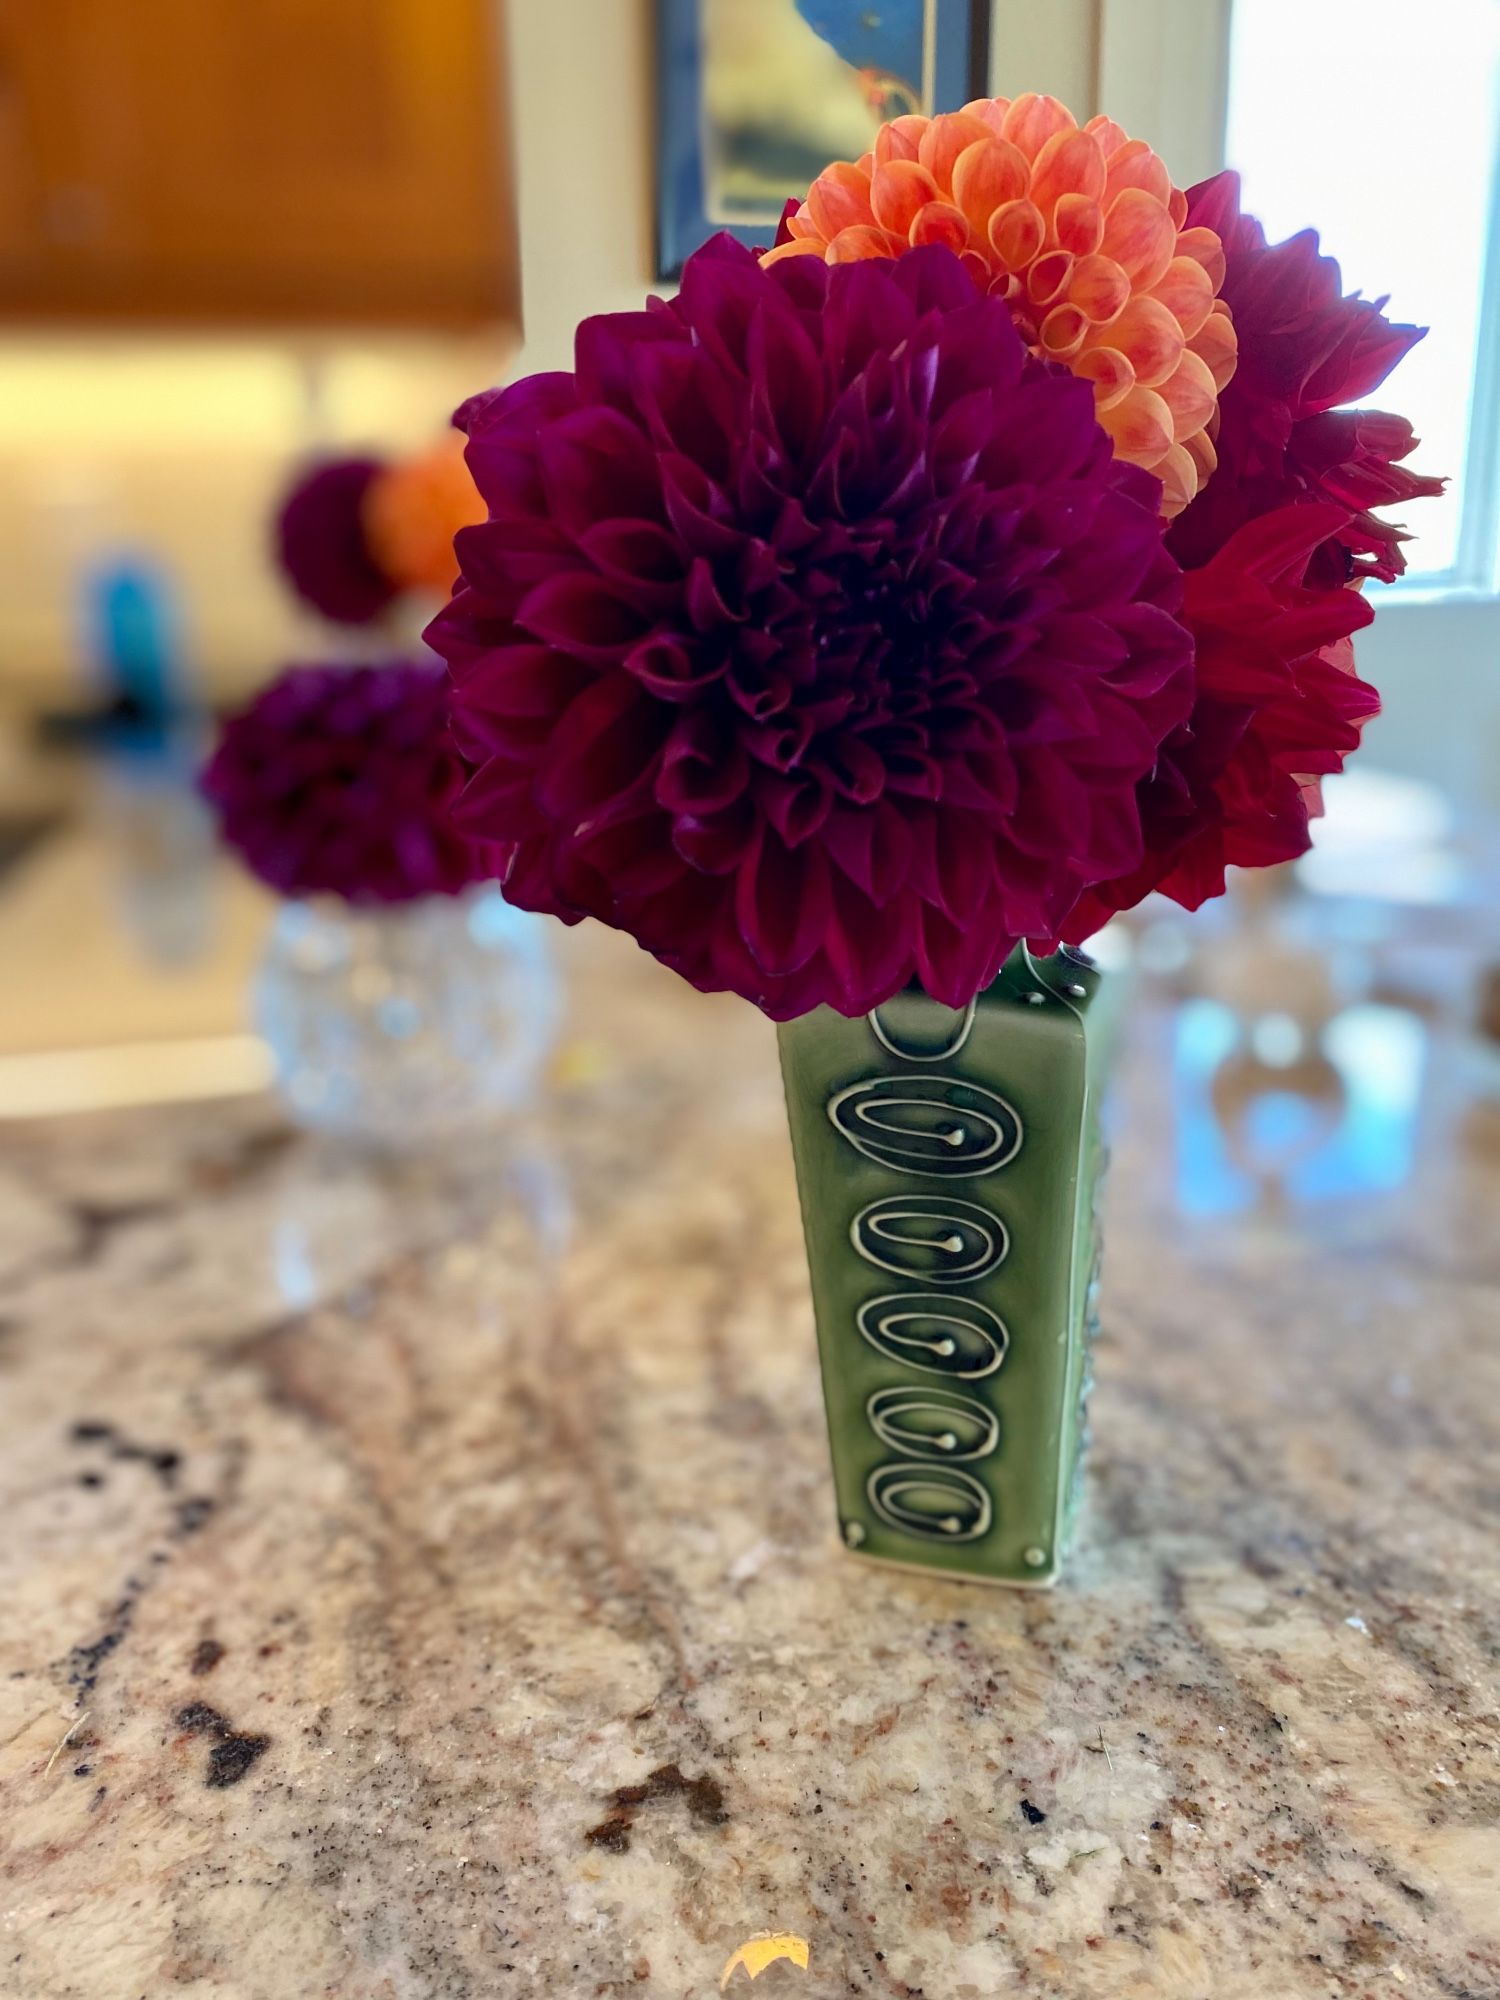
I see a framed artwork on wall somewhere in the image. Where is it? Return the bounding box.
[655,0,991,279]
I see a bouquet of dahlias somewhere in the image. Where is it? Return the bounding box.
[276,439,486,629]
[424,93,1439,1585]
[429,94,1437,1015]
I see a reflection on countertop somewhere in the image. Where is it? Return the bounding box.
[2,891,1500,1997]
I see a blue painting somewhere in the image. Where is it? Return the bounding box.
[656,0,986,276]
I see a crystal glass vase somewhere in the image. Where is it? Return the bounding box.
[777,947,1116,1588]
[255,886,558,1148]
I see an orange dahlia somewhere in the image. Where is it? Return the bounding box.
[764,92,1237,517]
[363,437,487,596]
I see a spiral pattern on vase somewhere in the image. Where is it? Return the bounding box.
[826,1074,1022,1177]
[851,1195,1008,1284]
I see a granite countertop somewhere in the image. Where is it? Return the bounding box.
[2,925,1498,2000]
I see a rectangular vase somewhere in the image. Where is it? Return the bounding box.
[777,948,1116,1588]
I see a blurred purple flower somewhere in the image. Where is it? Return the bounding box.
[202,662,500,903]
[274,456,397,626]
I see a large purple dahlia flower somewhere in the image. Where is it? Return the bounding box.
[202,662,499,904]
[429,237,1194,1018]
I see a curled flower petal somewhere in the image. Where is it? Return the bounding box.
[1053,192,1104,257]
[1070,252,1132,323]
[1088,294,1184,388]
[909,201,972,254]
[1074,345,1137,410]
[988,197,1046,270]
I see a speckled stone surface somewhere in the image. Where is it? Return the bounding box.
[2,927,1499,2000]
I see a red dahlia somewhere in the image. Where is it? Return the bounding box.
[429,238,1195,1018]
[1167,170,1443,584]
[1062,503,1377,938]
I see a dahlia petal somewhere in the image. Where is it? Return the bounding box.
[827,224,903,263]
[756,770,833,847]
[1088,294,1184,389]
[1149,255,1216,337]
[518,571,649,661]
[1083,114,1128,157]
[871,159,942,236]
[1187,303,1238,390]
[1073,345,1136,411]
[950,137,1030,229]
[806,161,876,240]
[737,830,832,977]
[760,235,829,266]
[875,114,930,166]
[1097,385,1175,466]
[657,711,749,813]
[1026,249,1074,308]
[1001,92,1077,160]
[1069,253,1132,323]
[908,201,972,254]
[1183,428,1217,487]
[536,407,664,532]
[1100,188,1176,289]
[458,372,576,442]
[1103,139,1172,208]
[578,519,688,611]
[1030,128,1107,213]
[623,633,726,702]
[1156,349,1219,441]
[917,111,993,191]
[460,642,588,721]
[573,310,682,412]
[961,96,1011,141]
[1155,445,1197,519]
[988,197,1046,271]
[536,672,662,817]
[1053,192,1104,257]
[1174,225,1227,290]
[672,802,756,875]
[1039,304,1088,358]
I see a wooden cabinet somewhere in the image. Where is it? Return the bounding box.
[0,0,518,328]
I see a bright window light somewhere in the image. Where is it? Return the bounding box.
[1226,0,1500,583]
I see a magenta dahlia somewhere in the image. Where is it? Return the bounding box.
[1167,172,1443,585]
[428,237,1194,1018]
[1060,503,1377,941]
[202,662,499,904]
[274,456,398,626]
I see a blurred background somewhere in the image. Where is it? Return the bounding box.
[1,0,1498,1174]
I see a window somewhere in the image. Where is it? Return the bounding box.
[1225,0,1500,591]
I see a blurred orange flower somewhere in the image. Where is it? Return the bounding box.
[765,92,1236,516]
[363,437,486,596]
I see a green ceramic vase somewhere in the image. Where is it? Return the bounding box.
[777,946,1117,1588]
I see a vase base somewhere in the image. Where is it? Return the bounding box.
[837,1539,1063,1591]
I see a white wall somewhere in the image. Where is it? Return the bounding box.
[503,0,659,375]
